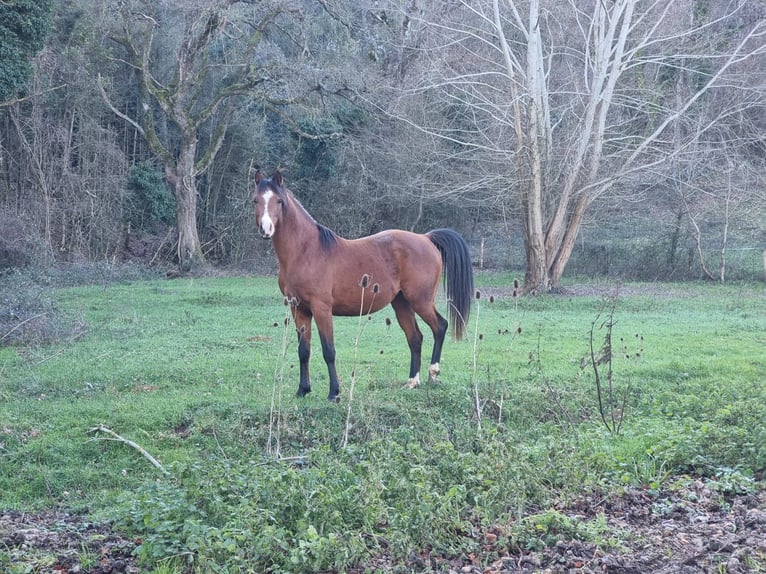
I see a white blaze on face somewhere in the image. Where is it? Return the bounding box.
[259,190,275,238]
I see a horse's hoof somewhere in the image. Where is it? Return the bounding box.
[428,363,441,384]
[296,387,311,398]
[327,394,340,403]
[405,373,420,389]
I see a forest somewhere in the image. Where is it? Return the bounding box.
[1,0,765,290]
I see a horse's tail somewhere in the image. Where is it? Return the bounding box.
[427,228,474,340]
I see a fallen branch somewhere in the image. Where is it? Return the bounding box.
[0,313,47,344]
[88,424,169,476]
[252,455,309,468]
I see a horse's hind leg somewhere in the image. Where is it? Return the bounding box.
[391,293,423,388]
[411,301,448,383]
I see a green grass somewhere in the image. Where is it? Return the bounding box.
[1,273,764,571]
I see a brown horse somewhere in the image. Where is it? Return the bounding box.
[252,168,474,402]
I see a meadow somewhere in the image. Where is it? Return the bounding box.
[1,273,764,572]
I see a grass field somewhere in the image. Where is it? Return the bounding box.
[1,273,764,572]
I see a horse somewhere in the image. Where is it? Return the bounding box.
[252,168,474,402]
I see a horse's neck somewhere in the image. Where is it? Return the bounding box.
[272,192,319,266]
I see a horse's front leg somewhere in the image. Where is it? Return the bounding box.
[293,307,313,397]
[313,306,340,402]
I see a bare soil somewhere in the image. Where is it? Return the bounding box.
[3,478,764,573]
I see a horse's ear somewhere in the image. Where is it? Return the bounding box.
[273,170,283,188]
[254,166,263,184]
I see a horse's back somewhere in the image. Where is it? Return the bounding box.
[324,230,441,315]
[350,229,441,274]
[357,229,443,295]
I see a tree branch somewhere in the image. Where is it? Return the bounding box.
[96,75,145,137]
[88,424,169,476]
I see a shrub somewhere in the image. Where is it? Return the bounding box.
[125,162,176,230]
[0,270,64,346]
[0,210,35,270]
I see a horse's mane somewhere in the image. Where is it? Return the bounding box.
[317,225,338,251]
[286,189,338,251]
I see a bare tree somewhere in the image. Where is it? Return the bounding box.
[379,0,766,291]
[99,0,288,271]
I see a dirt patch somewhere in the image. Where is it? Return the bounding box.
[476,478,766,573]
[0,510,140,573]
[2,478,764,573]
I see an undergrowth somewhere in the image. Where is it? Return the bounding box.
[1,273,764,572]
[113,430,566,573]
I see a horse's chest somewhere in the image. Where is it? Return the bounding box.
[278,267,329,303]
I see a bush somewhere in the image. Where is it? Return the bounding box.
[0,210,35,270]
[0,270,65,346]
[125,162,176,231]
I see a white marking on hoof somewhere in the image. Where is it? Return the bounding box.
[428,362,440,383]
[405,373,420,389]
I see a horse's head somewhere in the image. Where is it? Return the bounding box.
[252,168,286,239]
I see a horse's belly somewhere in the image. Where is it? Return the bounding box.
[332,295,390,317]
[331,278,397,315]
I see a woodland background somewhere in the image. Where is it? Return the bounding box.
[1,0,765,289]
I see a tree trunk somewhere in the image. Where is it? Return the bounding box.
[549,196,589,288]
[667,209,683,276]
[520,0,553,293]
[523,234,549,293]
[166,140,203,272]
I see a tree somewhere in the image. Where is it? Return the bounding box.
[378,0,766,291]
[0,0,53,103]
[99,0,289,271]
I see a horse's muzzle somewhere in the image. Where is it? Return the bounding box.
[258,221,275,239]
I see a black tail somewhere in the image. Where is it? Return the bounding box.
[427,228,474,340]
